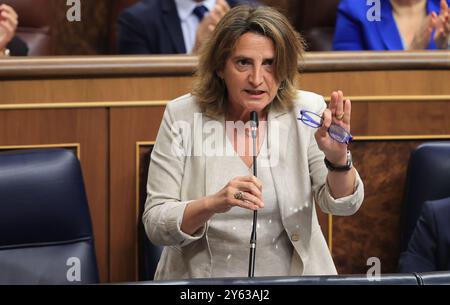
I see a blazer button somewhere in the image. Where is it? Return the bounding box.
[291,234,300,242]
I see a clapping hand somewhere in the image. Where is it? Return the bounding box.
[192,0,230,54]
[0,4,18,53]
[410,0,450,50]
[432,0,450,49]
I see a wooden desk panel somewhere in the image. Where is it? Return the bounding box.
[109,107,165,282]
[0,77,193,104]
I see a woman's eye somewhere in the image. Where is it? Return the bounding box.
[237,59,249,66]
[264,59,274,66]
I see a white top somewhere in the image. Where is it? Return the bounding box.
[207,130,293,277]
[174,0,216,53]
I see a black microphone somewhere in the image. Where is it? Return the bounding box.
[250,111,259,140]
[248,111,258,278]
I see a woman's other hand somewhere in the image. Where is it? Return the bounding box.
[409,13,435,50]
[314,90,350,165]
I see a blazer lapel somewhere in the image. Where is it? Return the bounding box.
[203,113,226,197]
[267,104,313,263]
[267,106,292,218]
[162,0,186,53]
[376,0,404,50]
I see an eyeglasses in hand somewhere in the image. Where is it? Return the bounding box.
[297,110,353,145]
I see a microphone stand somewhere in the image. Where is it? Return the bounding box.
[248,111,258,278]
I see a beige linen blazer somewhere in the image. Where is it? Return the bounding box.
[143,90,364,280]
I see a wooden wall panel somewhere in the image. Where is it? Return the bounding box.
[109,107,165,282]
[332,140,444,274]
[53,0,111,55]
[0,77,194,104]
[0,108,109,282]
[351,101,450,136]
[298,70,450,96]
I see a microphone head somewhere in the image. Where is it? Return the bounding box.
[250,111,259,128]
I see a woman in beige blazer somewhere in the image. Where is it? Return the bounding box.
[143,5,364,280]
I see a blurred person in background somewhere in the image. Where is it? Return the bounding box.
[117,0,260,55]
[399,197,450,272]
[0,3,28,56]
[333,0,450,50]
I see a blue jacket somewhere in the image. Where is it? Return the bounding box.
[333,0,450,50]
[398,197,450,272]
[117,0,259,54]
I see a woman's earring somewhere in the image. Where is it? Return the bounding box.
[219,77,226,87]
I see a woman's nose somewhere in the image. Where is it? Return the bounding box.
[249,66,263,86]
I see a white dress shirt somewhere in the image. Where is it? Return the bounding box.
[208,132,293,277]
[174,0,216,53]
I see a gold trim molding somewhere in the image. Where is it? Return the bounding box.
[1,95,450,110]
[0,101,168,110]
[323,95,450,103]
[0,143,81,159]
[354,135,450,141]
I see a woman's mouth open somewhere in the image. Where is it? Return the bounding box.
[244,89,265,98]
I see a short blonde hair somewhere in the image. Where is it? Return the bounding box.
[192,5,305,118]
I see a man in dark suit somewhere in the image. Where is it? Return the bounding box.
[117,0,259,55]
[399,197,450,272]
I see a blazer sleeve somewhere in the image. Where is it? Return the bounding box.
[117,10,152,54]
[142,102,207,247]
[398,202,438,272]
[332,0,366,50]
[307,95,364,216]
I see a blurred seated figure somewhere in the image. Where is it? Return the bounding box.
[117,0,259,54]
[0,3,28,56]
[333,0,450,50]
[399,197,450,272]
[294,0,340,51]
